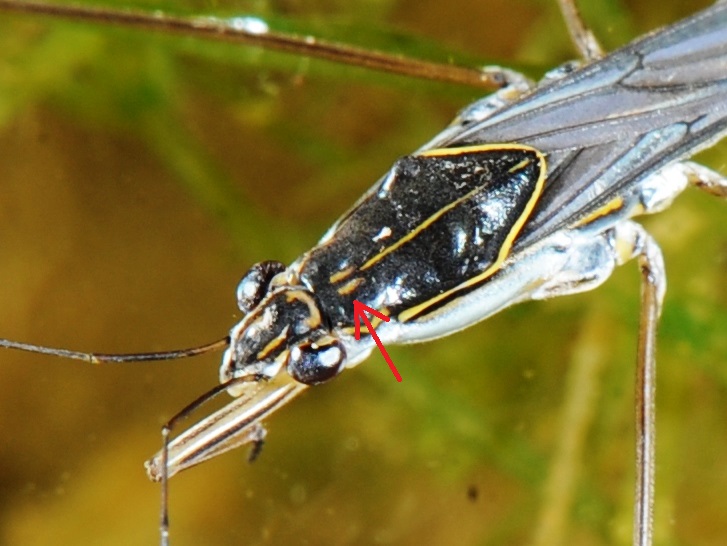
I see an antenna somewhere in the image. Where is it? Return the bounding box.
[0,0,505,90]
[0,336,230,363]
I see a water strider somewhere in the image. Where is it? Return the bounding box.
[1,0,721,540]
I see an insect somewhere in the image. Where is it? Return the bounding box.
[1,0,718,543]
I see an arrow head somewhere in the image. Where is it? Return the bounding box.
[351,301,401,382]
[353,300,390,340]
[353,299,390,322]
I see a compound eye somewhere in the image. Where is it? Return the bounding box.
[287,337,346,386]
[236,261,286,313]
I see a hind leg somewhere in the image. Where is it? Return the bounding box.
[682,160,727,198]
[556,0,605,61]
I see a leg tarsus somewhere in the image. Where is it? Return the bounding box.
[247,424,267,463]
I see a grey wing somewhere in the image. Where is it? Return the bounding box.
[433,2,727,249]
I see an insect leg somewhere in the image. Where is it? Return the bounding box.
[526,220,663,546]
[477,0,606,102]
[144,374,306,545]
[150,375,267,546]
[555,0,604,61]
[681,160,727,198]
[610,221,666,546]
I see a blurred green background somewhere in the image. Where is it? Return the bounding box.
[0,0,725,545]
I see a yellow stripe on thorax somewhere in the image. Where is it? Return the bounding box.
[398,144,547,323]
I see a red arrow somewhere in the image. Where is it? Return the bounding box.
[353,300,402,382]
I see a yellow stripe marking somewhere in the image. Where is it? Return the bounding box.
[361,186,484,271]
[398,144,547,323]
[285,290,322,330]
[330,267,355,284]
[573,196,624,227]
[508,158,532,173]
[336,277,364,296]
[362,145,537,272]
[418,143,537,157]
[256,325,290,361]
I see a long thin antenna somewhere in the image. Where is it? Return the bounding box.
[0,0,506,90]
[0,336,230,363]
